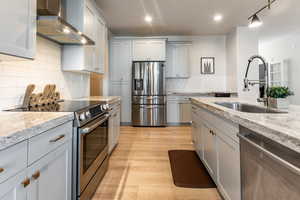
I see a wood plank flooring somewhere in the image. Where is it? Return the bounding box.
[92,126,222,200]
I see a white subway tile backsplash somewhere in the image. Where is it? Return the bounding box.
[0,37,90,110]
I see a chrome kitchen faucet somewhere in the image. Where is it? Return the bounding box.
[243,55,269,106]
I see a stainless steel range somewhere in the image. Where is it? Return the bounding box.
[7,100,110,200]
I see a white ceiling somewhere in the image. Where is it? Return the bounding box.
[95,0,267,36]
[257,0,300,41]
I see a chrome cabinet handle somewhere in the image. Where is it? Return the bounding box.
[32,171,40,180]
[22,178,30,188]
[49,134,65,143]
[0,168,4,173]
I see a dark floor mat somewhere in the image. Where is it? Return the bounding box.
[168,150,216,188]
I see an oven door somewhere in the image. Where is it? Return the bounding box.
[78,114,109,194]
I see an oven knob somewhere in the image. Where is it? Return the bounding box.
[79,113,86,121]
[85,111,91,118]
[103,104,108,110]
[101,105,105,111]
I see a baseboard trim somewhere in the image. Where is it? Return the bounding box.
[121,122,132,126]
[167,122,192,126]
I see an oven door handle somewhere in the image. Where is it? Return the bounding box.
[79,114,110,135]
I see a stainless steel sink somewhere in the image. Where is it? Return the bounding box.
[214,102,287,114]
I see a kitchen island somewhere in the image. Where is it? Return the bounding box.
[190,97,300,200]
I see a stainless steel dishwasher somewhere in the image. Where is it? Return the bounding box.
[238,126,300,200]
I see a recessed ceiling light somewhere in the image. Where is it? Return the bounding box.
[144,15,153,23]
[214,14,223,22]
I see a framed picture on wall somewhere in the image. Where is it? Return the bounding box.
[201,57,215,74]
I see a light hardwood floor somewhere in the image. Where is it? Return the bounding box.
[92,126,222,200]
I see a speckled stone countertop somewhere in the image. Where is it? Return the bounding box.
[191,97,300,153]
[72,96,121,104]
[0,112,74,151]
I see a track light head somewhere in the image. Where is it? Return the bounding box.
[248,14,263,28]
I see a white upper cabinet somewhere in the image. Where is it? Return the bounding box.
[166,42,191,78]
[94,17,106,74]
[110,40,133,82]
[132,39,166,61]
[63,0,106,74]
[84,5,96,41]
[0,0,36,59]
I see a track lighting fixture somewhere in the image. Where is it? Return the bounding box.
[248,0,277,28]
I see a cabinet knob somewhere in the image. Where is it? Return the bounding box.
[0,168,4,173]
[32,171,41,180]
[22,178,30,188]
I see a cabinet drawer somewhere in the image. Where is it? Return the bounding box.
[196,106,239,143]
[28,122,72,165]
[0,141,27,183]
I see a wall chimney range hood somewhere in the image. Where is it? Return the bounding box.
[37,0,95,45]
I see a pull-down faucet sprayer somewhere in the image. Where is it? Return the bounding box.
[243,55,269,106]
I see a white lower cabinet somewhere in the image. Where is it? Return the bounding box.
[167,96,191,124]
[217,134,240,200]
[0,171,27,200]
[108,103,121,153]
[27,143,71,200]
[202,124,218,181]
[109,81,131,123]
[0,122,72,200]
[191,103,241,200]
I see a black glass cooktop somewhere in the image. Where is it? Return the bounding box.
[8,100,104,112]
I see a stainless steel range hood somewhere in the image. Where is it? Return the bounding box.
[37,0,94,45]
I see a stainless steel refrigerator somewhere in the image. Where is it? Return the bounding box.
[132,61,166,127]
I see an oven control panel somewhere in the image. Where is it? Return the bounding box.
[76,103,110,127]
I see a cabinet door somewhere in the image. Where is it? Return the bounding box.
[109,81,131,123]
[0,171,27,200]
[0,0,36,59]
[147,40,166,61]
[27,143,72,200]
[166,44,190,78]
[110,40,132,81]
[108,113,114,154]
[179,103,191,123]
[94,17,105,73]
[174,45,190,78]
[84,4,96,41]
[202,124,217,180]
[167,101,180,123]
[217,135,241,200]
[114,106,121,145]
[132,40,166,61]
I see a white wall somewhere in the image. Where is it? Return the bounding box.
[166,36,227,93]
[226,29,237,92]
[259,30,300,105]
[0,37,90,110]
[225,27,259,102]
[236,27,259,101]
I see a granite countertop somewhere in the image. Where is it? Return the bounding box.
[0,112,74,151]
[191,97,300,153]
[168,91,238,96]
[72,96,121,104]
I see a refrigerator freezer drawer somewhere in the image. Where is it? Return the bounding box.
[132,96,166,105]
[132,104,166,127]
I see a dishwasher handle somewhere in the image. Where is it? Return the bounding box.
[238,133,300,176]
